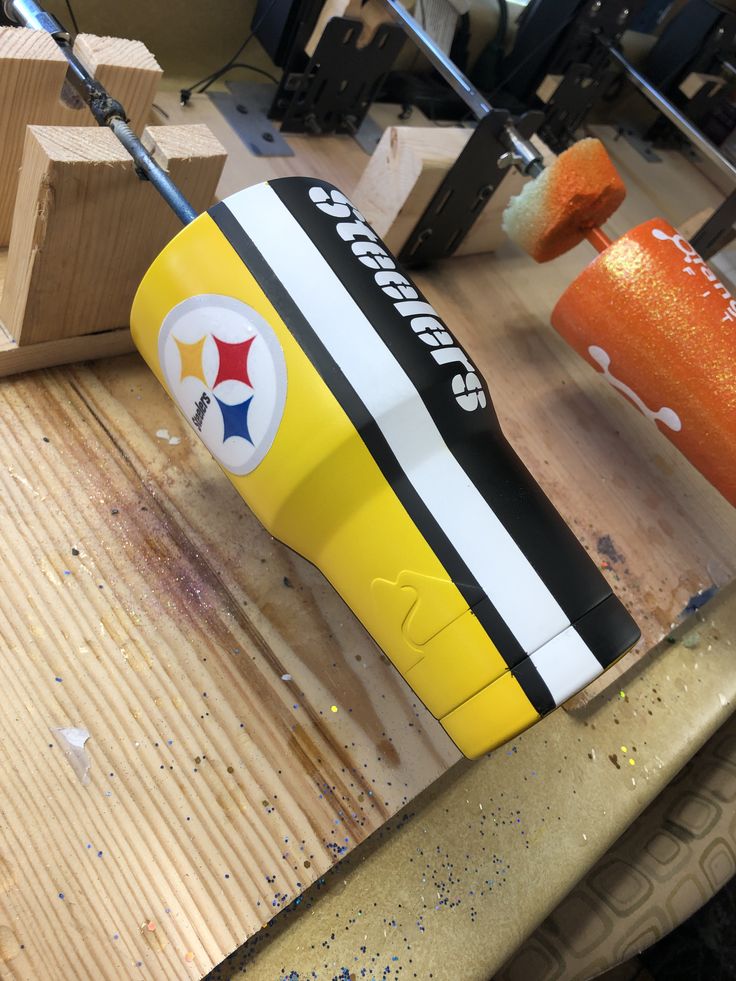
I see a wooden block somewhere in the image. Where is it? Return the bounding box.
[0,28,68,245]
[536,73,563,104]
[679,71,724,101]
[143,124,226,211]
[0,123,226,346]
[0,28,162,245]
[72,34,163,134]
[677,205,716,242]
[305,0,397,56]
[351,125,528,257]
[304,0,467,60]
[0,324,135,376]
[0,245,135,375]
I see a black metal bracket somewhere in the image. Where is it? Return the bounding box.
[272,17,405,135]
[398,109,544,267]
[540,61,618,154]
[498,0,642,104]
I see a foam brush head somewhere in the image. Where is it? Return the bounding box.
[502,137,626,263]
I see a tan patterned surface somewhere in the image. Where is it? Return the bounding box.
[214,589,736,979]
[497,713,736,981]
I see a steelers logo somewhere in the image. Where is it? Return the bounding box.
[158,294,287,475]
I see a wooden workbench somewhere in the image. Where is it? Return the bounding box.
[0,93,734,981]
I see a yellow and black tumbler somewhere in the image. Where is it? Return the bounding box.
[131,177,640,758]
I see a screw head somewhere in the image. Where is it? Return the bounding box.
[262,132,275,142]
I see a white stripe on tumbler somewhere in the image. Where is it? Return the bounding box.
[529,627,601,705]
[225,184,595,670]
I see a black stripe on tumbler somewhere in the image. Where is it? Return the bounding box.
[512,658,556,716]
[266,176,617,656]
[574,594,640,670]
[209,201,554,712]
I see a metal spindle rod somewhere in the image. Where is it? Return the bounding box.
[3,0,197,225]
[2,0,59,32]
[381,0,490,118]
[380,0,543,176]
[110,119,198,223]
[606,42,736,187]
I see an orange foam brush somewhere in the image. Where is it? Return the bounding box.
[502,138,626,262]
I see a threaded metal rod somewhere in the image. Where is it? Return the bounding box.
[110,119,198,224]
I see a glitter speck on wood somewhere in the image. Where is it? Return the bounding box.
[141,919,167,951]
[597,534,625,565]
[682,585,718,616]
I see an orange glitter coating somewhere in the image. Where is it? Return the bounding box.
[503,138,626,262]
[552,218,736,506]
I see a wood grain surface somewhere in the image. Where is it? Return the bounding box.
[0,357,457,981]
[0,93,734,980]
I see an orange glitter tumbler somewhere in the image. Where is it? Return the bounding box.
[551,218,736,506]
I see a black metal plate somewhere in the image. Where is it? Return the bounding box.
[208,82,295,157]
[278,17,406,135]
[398,110,544,266]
